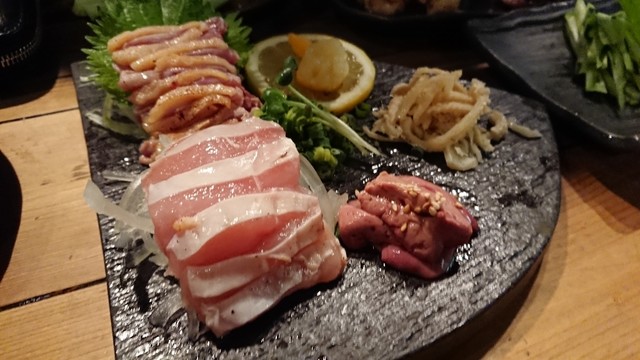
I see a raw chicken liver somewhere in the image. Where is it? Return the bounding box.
[338,171,478,279]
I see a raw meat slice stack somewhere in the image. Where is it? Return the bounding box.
[142,115,347,337]
[107,17,261,163]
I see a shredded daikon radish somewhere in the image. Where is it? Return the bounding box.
[509,121,543,139]
[84,180,154,234]
[299,156,347,231]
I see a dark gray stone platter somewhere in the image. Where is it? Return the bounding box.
[71,61,561,360]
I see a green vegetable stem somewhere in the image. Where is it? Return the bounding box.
[255,56,381,179]
[275,56,381,156]
[564,0,640,109]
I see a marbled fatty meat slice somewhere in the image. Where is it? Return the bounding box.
[144,124,299,252]
[196,222,346,337]
[154,55,237,77]
[129,68,243,108]
[185,210,325,299]
[110,27,207,67]
[142,118,347,336]
[142,116,284,186]
[143,83,244,134]
[167,190,320,266]
[107,21,208,53]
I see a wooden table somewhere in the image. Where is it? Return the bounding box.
[1,3,639,359]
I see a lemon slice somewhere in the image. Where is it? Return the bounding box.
[296,38,350,93]
[245,34,376,114]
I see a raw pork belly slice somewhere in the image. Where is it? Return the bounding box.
[142,117,286,186]
[338,171,478,279]
[142,115,347,337]
[145,120,299,252]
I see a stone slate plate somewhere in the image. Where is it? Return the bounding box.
[71,60,560,359]
[468,0,640,149]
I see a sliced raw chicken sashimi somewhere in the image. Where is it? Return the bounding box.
[138,115,347,337]
[108,16,259,141]
[145,136,300,251]
[142,117,285,187]
[184,210,325,299]
[167,189,321,265]
[195,223,346,337]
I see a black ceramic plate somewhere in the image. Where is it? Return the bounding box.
[331,0,502,25]
[71,61,560,359]
[468,0,640,149]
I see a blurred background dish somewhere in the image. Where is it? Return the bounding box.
[331,0,499,26]
[468,0,640,149]
[219,0,283,19]
[330,0,564,26]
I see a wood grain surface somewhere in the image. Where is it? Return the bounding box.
[0,284,114,360]
[0,2,638,359]
[484,147,640,359]
[0,111,105,307]
[0,77,78,123]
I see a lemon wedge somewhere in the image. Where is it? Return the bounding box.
[245,34,376,114]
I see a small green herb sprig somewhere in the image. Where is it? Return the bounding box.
[255,56,380,179]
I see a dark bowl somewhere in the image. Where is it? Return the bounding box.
[0,151,22,281]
